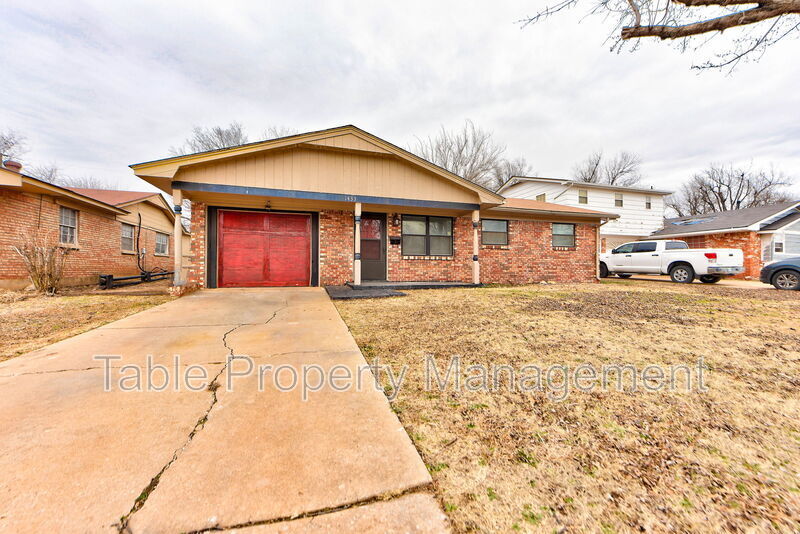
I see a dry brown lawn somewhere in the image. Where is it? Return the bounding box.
[0,289,173,361]
[335,280,800,533]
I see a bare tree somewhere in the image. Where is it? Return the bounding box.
[522,1,800,70]
[263,125,299,140]
[411,120,532,191]
[666,163,795,216]
[572,150,643,186]
[26,164,62,183]
[1,129,26,160]
[170,122,249,156]
[55,175,117,190]
[26,164,116,189]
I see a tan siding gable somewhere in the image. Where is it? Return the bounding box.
[305,133,390,154]
[175,147,479,204]
[117,201,173,233]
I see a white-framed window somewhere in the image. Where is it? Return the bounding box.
[615,193,624,208]
[578,189,588,204]
[552,223,576,247]
[775,240,784,253]
[121,223,135,252]
[155,232,169,255]
[481,219,508,245]
[645,196,652,209]
[536,193,546,202]
[59,207,78,245]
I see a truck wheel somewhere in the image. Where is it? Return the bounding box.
[669,264,695,283]
[616,274,632,278]
[699,275,721,284]
[599,262,609,278]
[772,270,800,290]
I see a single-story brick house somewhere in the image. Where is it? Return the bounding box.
[0,161,186,289]
[650,200,800,279]
[130,126,617,288]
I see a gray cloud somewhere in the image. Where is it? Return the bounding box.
[1,0,798,196]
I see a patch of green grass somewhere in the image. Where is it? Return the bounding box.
[428,462,449,473]
[443,502,458,512]
[521,505,542,525]
[486,487,498,501]
[680,497,693,509]
[516,449,538,466]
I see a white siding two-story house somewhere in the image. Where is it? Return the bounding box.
[498,176,672,251]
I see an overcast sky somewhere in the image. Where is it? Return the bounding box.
[1,0,799,196]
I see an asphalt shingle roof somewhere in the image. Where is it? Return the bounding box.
[652,201,800,236]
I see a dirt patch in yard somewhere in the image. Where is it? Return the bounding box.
[0,290,173,361]
[336,281,800,533]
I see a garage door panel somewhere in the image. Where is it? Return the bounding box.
[218,211,310,288]
[268,235,310,285]
[222,211,268,231]
[267,213,310,234]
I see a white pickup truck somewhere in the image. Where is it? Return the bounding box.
[599,240,745,283]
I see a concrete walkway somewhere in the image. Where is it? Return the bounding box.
[0,288,447,533]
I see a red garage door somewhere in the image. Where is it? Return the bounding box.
[218,211,311,287]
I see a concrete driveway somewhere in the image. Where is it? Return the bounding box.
[0,288,447,533]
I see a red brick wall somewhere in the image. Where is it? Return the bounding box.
[0,188,174,289]
[319,210,354,286]
[386,214,473,283]
[683,235,707,249]
[185,205,600,287]
[186,202,207,288]
[702,231,762,279]
[481,220,598,284]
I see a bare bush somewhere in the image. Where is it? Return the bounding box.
[12,230,72,294]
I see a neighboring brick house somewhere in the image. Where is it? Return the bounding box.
[0,161,183,289]
[650,201,800,279]
[131,126,617,289]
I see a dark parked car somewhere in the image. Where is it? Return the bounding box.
[760,258,800,290]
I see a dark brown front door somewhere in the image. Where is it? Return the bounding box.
[360,213,386,281]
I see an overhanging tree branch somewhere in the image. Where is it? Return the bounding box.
[621,1,800,40]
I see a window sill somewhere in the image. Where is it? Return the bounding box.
[552,246,577,251]
[402,255,453,261]
[122,250,136,255]
[154,253,169,257]
[481,244,510,250]
[59,244,79,250]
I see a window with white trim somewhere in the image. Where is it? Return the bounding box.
[645,196,652,209]
[552,223,576,247]
[155,233,169,255]
[614,193,624,208]
[481,219,508,245]
[578,189,588,204]
[121,223,135,252]
[536,193,546,202]
[59,207,78,245]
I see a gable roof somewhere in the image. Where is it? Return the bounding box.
[760,210,800,232]
[498,176,673,196]
[0,170,128,215]
[68,188,158,207]
[651,200,800,237]
[130,125,505,204]
[488,197,618,220]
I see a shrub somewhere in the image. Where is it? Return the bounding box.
[12,230,71,295]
